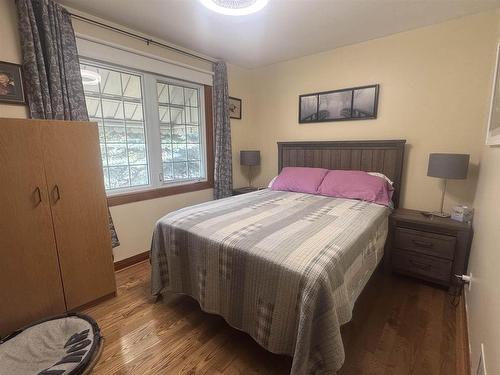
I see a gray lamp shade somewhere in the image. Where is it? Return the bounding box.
[240,150,260,166]
[427,153,469,179]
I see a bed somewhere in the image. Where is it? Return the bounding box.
[151,140,406,375]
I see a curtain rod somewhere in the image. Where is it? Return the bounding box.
[69,13,216,65]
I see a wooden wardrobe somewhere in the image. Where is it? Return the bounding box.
[0,118,116,336]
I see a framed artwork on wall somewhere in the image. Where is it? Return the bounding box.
[229,97,242,119]
[0,61,25,105]
[486,44,500,145]
[299,84,379,124]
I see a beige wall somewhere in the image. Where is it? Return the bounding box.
[248,12,498,213]
[108,190,212,261]
[228,63,258,188]
[467,147,500,375]
[0,0,28,118]
[465,9,500,375]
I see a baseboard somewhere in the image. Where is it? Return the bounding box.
[71,291,117,312]
[457,290,471,375]
[114,251,149,271]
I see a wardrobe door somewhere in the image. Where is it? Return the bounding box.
[41,120,116,310]
[0,119,66,336]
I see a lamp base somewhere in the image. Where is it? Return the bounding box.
[424,211,451,218]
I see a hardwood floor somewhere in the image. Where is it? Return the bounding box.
[83,261,465,375]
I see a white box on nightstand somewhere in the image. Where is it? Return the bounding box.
[451,205,474,223]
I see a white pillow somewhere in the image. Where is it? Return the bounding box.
[268,176,278,188]
[368,172,394,185]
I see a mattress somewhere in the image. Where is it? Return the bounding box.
[150,189,390,374]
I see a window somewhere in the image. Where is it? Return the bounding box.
[80,60,210,200]
[157,81,204,182]
[82,64,148,190]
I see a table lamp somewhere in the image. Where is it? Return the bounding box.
[427,153,469,217]
[240,150,260,187]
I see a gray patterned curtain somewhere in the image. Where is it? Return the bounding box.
[16,0,120,248]
[213,61,233,199]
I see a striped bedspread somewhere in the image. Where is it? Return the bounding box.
[151,189,390,374]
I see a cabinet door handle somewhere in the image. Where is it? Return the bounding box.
[52,184,61,203]
[34,186,42,206]
[412,239,433,248]
[409,259,431,271]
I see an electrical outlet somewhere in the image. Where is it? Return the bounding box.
[476,343,487,375]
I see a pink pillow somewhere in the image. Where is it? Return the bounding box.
[271,167,328,194]
[317,170,394,206]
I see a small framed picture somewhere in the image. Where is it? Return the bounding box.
[0,61,25,105]
[299,84,379,123]
[229,97,242,119]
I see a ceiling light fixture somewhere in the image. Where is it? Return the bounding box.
[199,0,269,16]
[80,69,101,85]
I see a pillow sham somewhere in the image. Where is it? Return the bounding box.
[318,170,394,207]
[271,167,328,194]
[367,172,394,186]
[267,176,278,188]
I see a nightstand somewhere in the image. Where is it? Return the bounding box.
[232,186,259,196]
[385,208,473,289]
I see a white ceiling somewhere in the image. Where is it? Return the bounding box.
[60,0,500,68]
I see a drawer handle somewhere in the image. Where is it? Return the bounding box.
[409,259,432,271]
[33,186,42,206]
[412,239,434,248]
[52,184,61,203]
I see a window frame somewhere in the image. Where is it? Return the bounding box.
[81,60,151,193]
[80,58,214,206]
[149,75,208,188]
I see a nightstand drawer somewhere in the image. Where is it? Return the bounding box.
[394,227,456,260]
[392,250,453,283]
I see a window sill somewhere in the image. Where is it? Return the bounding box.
[107,180,213,207]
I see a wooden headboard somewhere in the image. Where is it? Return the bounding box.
[277,140,406,208]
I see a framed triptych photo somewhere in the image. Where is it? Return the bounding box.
[299,84,379,124]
